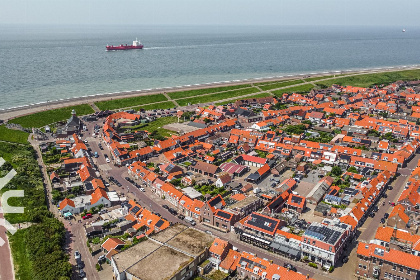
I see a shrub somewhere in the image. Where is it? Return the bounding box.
[309,262,318,268]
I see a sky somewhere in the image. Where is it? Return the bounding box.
[0,0,419,26]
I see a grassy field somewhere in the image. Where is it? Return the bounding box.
[126,116,179,138]
[95,94,168,110]
[177,87,260,106]
[257,80,305,91]
[315,69,420,88]
[9,104,94,128]
[272,84,315,97]
[168,84,251,100]
[302,74,347,82]
[133,101,175,111]
[215,92,272,105]
[0,125,29,144]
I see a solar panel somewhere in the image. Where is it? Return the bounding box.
[131,206,140,214]
[216,210,232,220]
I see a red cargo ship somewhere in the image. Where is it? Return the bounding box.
[106,38,143,51]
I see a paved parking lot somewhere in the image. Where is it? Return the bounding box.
[162,122,203,134]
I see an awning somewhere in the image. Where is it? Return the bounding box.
[63,212,73,217]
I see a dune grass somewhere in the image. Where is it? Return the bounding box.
[272,84,315,97]
[315,69,420,88]
[168,84,251,100]
[9,104,94,128]
[133,101,176,111]
[0,125,29,144]
[95,94,168,111]
[177,87,260,106]
[215,92,272,105]
[257,80,305,91]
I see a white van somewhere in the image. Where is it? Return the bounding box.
[184,216,196,226]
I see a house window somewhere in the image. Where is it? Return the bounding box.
[393,265,397,270]
[312,240,316,245]
[372,258,376,263]
[400,267,403,273]
[363,265,366,270]
[407,269,410,275]
[329,246,332,252]
[385,272,388,278]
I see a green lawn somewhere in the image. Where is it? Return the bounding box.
[9,104,94,128]
[133,101,176,111]
[95,94,168,111]
[168,84,251,100]
[315,69,420,88]
[257,80,305,91]
[272,84,315,97]
[303,74,346,82]
[125,116,179,138]
[0,125,29,144]
[177,87,260,106]
[215,92,272,105]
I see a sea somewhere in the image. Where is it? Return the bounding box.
[1,24,420,110]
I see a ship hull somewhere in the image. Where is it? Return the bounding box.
[106,45,144,51]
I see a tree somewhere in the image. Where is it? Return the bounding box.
[347,166,359,174]
[331,166,342,177]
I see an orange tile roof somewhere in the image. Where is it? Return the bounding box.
[230,193,246,202]
[101,237,125,252]
[90,188,109,205]
[59,198,75,209]
[91,178,105,190]
[388,204,410,224]
[219,249,241,272]
[209,238,229,256]
[357,242,420,270]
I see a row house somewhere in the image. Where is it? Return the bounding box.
[301,219,352,266]
[356,242,420,280]
[234,212,285,250]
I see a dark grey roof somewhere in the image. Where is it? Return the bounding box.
[131,206,141,215]
[215,210,232,220]
[304,224,343,245]
[155,220,164,228]
[246,212,279,234]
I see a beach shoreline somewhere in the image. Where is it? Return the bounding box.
[1,65,419,122]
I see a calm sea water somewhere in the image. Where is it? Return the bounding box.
[0,25,420,109]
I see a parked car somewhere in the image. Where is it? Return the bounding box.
[168,208,178,215]
[139,187,145,192]
[283,263,297,272]
[384,213,389,219]
[98,255,106,263]
[162,205,170,210]
[369,212,375,218]
[184,216,196,226]
[178,214,185,220]
[82,213,92,220]
[74,251,81,261]
[380,218,385,224]
[79,269,86,278]
[106,157,111,163]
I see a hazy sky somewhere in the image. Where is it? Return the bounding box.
[1,0,419,26]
